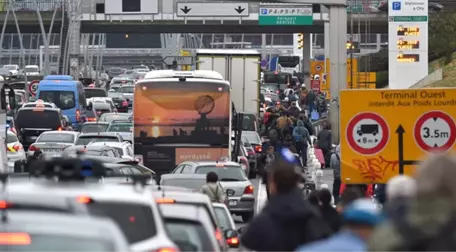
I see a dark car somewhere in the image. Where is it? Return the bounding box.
[84,88,107,99]
[15,107,64,150]
[75,132,123,145]
[79,121,110,133]
[107,92,129,113]
[242,131,263,176]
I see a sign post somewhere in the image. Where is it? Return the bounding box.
[259,4,313,25]
[388,0,428,89]
[340,89,456,184]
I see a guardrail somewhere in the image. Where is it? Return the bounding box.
[0,0,64,12]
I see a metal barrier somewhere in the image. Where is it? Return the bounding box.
[0,0,64,12]
[311,118,327,137]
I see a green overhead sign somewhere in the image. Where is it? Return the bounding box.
[259,5,313,26]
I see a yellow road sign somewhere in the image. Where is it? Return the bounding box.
[311,61,325,77]
[180,50,191,70]
[324,58,358,74]
[340,88,456,184]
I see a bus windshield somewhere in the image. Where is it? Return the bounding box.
[133,81,230,146]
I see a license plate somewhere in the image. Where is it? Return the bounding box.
[228,200,237,206]
[42,148,59,152]
[29,136,37,140]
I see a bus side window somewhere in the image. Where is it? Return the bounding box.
[78,85,86,108]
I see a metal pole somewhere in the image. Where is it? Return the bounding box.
[10,2,27,85]
[57,1,65,74]
[34,0,50,76]
[8,35,12,64]
[0,6,10,62]
[63,25,70,75]
[89,33,96,78]
[35,34,40,65]
[47,7,57,70]
[349,7,354,89]
[27,34,33,65]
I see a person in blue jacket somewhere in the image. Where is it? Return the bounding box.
[295,198,384,252]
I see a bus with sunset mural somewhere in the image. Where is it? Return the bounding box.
[133,70,231,176]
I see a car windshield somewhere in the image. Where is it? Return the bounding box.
[160,178,205,190]
[0,233,114,251]
[86,202,156,244]
[7,133,18,144]
[3,65,17,70]
[16,110,61,129]
[81,124,109,133]
[100,114,131,123]
[242,132,261,144]
[108,124,132,132]
[112,79,133,85]
[214,206,232,230]
[119,86,134,93]
[75,136,119,145]
[38,91,75,110]
[24,67,39,72]
[38,133,74,143]
[165,218,214,252]
[85,89,107,98]
[242,115,257,131]
[196,166,247,181]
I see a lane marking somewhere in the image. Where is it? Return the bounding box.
[256,177,267,214]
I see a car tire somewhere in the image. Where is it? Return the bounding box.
[241,212,254,223]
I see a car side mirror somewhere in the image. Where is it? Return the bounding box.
[224,229,239,248]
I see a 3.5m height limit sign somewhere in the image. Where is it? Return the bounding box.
[388,0,428,89]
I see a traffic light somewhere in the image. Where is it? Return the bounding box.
[297,33,304,49]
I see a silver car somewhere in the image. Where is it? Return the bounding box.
[117,85,134,107]
[171,161,255,222]
[27,131,80,157]
[6,131,26,172]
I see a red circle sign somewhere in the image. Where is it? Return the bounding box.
[414,111,456,152]
[29,80,39,96]
[346,112,390,155]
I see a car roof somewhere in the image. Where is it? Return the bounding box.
[83,121,110,125]
[1,210,122,239]
[17,107,60,113]
[41,130,79,136]
[161,174,207,180]
[89,142,128,148]
[66,144,114,151]
[152,190,210,204]
[78,132,120,137]
[93,103,111,109]
[182,161,241,167]
[148,185,193,192]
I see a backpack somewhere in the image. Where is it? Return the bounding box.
[208,184,226,204]
[293,127,303,143]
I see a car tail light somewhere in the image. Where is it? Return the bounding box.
[28,145,39,151]
[254,145,262,153]
[227,237,239,246]
[87,117,96,122]
[244,185,254,194]
[0,232,31,245]
[13,144,22,151]
[76,196,94,204]
[0,200,12,209]
[122,101,128,106]
[153,247,180,252]
[57,127,62,131]
[155,198,175,204]
[76,109,80,122]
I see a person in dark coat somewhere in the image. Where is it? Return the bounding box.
[317,121,332,167]
[318,188,342,233]
[241,151,331,251]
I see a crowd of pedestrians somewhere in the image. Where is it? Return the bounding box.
[240,148,456,251]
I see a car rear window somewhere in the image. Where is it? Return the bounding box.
[165,219,214,252]
[16,110,61,129]
[242,115,257,132]
[0,233,114,251]
[214,207,232,230]
[81,124,109,133]
[196,166,247,181]
[108,124,132,132]
[113,79,134,85]
[75,136,119,145]
[38,91,75,110]
[101,114,131,122]
[85,89,107,98]
[87,202,156,244]
[119,86,134,93]
[7,133,18,144]
[160,178,206,190]
[242,132,261,144]
[38,133,74,143]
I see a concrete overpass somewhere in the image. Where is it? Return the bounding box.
[0,1,389,34]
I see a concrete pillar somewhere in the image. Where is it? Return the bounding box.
[324,21,330,71]
[302,33,311,74]
[329,6,347,144]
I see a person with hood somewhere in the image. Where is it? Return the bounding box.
[368,154,456,250]
[382,175,416,220]
[305,89,316,116]
[288,101,301,119]
[330,145,341,204]
[317,121,332,167]
[200,172,226,204]
[293,120,312,166]
[241,148,331,251]
[296,198,383,251]
[318,188,342,233]
[299,114,314,136]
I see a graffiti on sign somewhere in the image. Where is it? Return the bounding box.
[352,156,399,182]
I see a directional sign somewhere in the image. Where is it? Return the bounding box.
[104,0,159,14]
[340,88,456,184]
[162,56,194,66]
[259,4,313,25]
[414,111,456,152]
[176,2,249,17]
[28,80,39,96]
